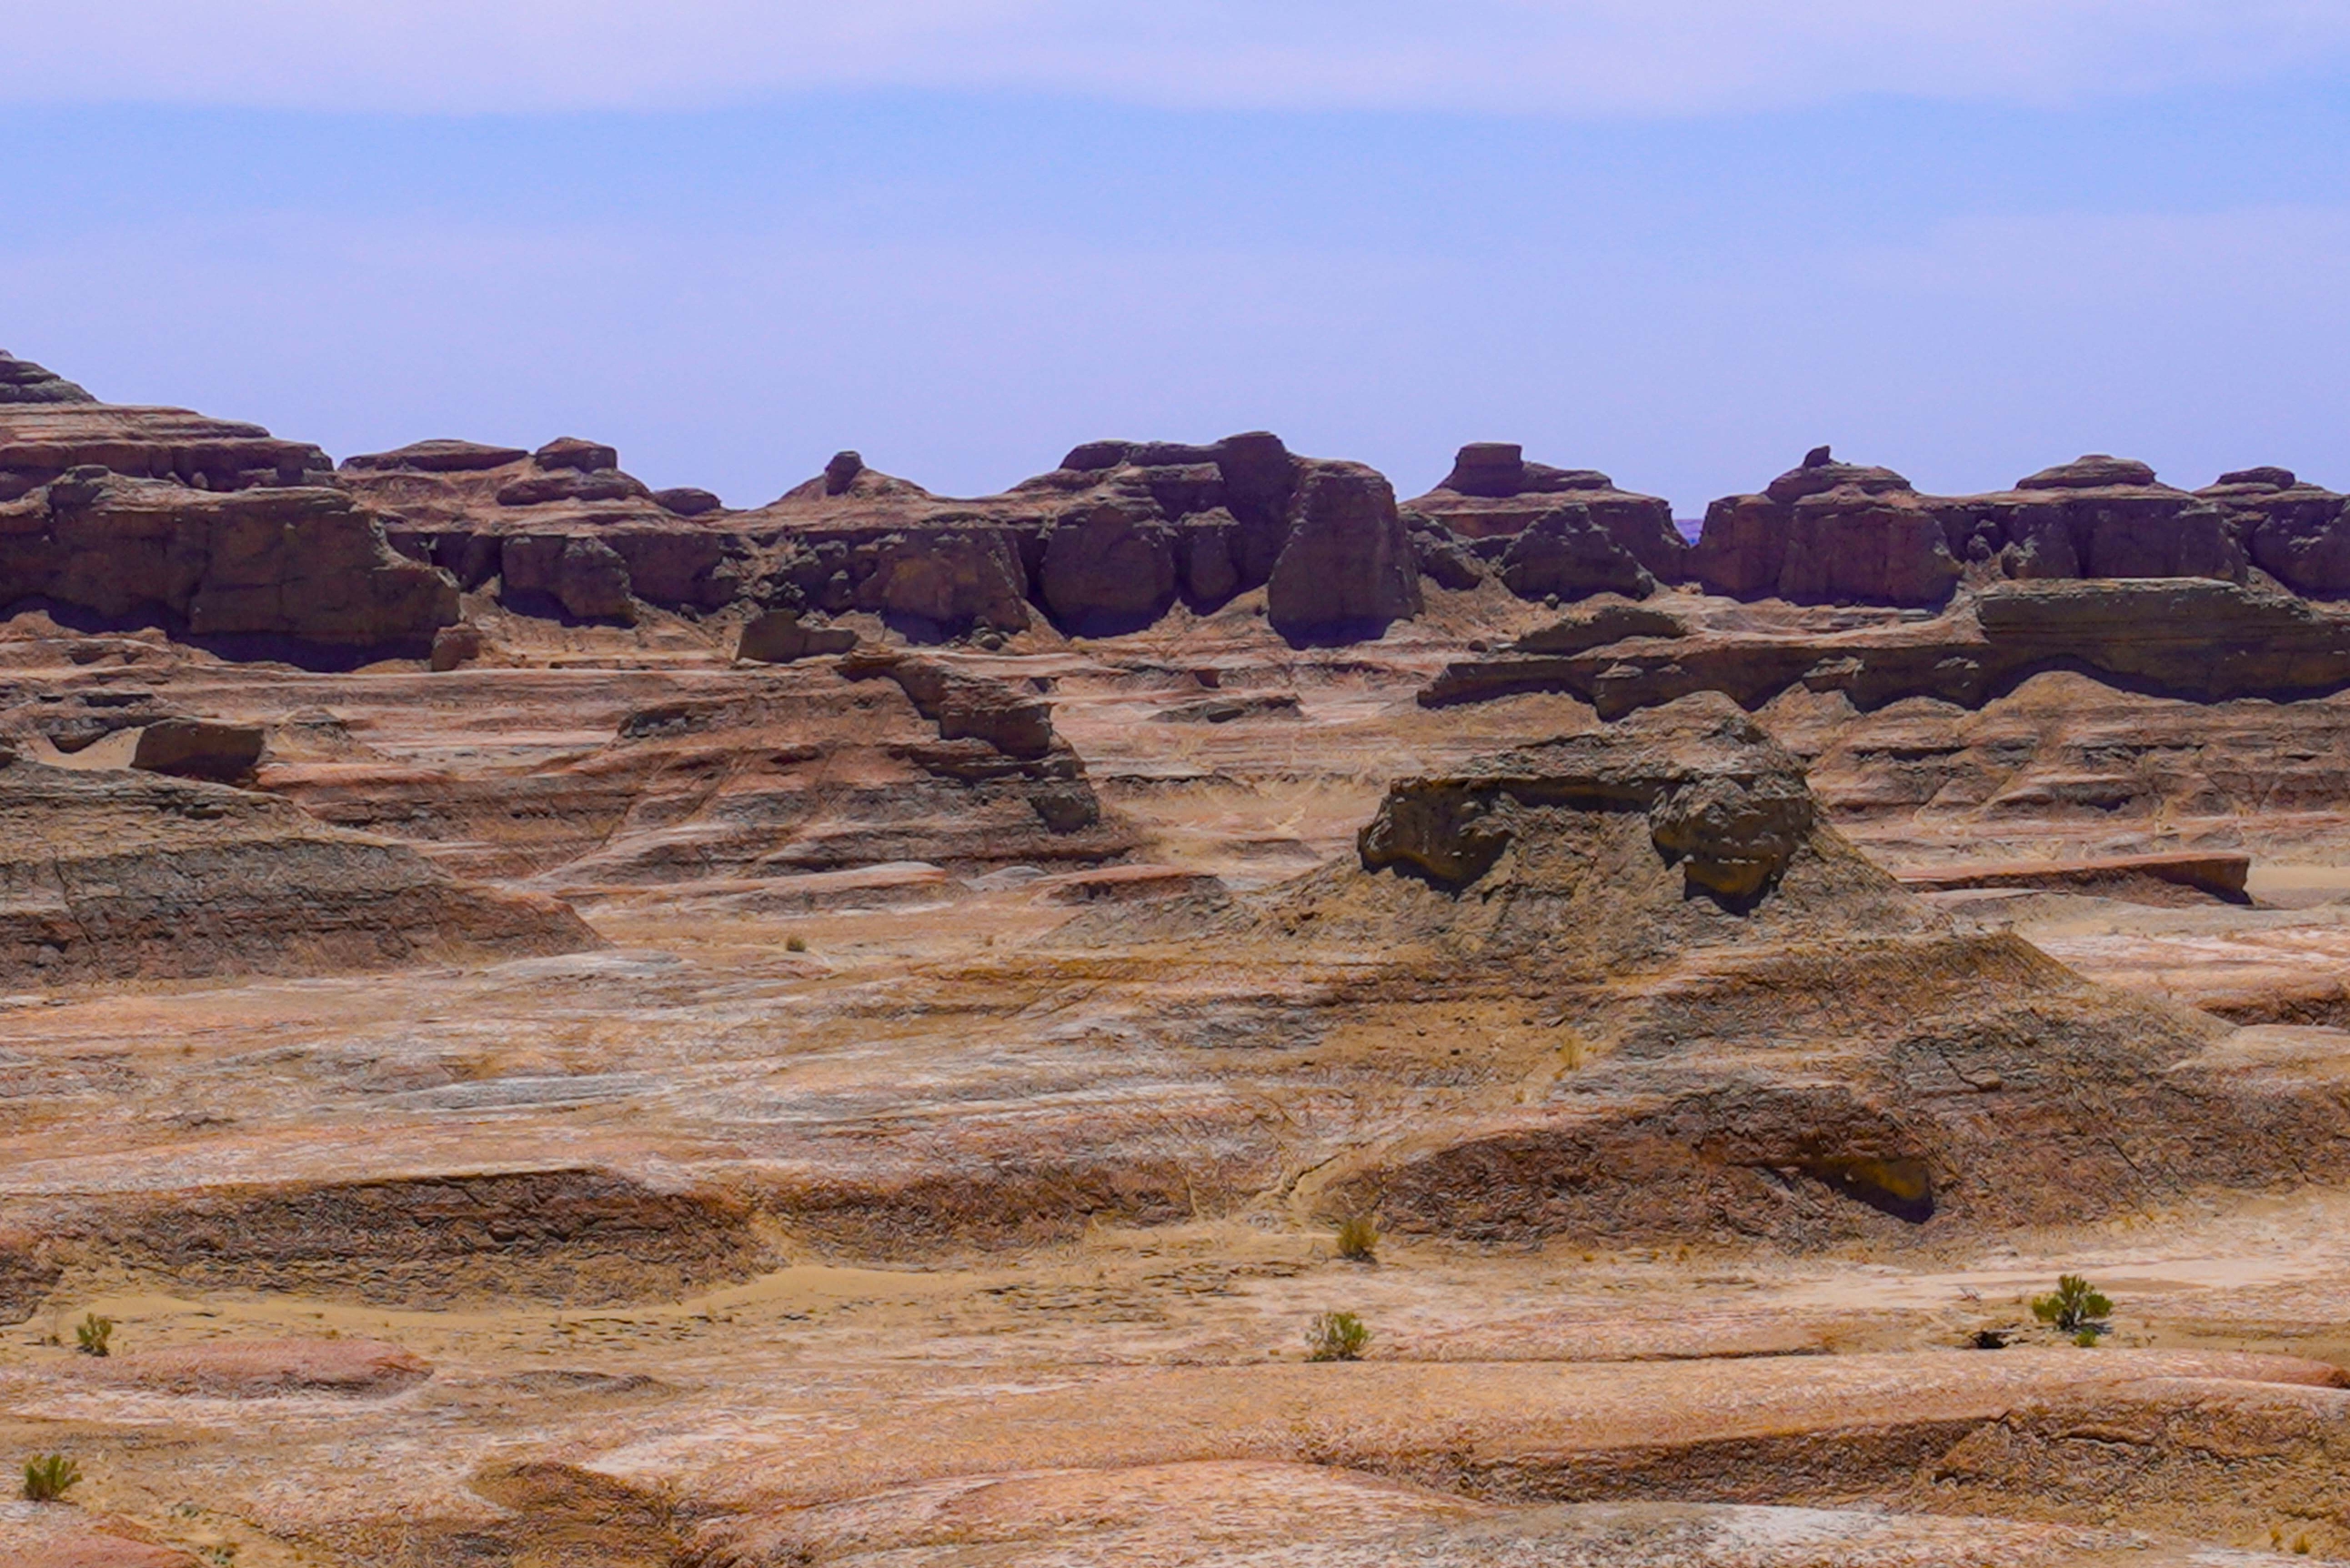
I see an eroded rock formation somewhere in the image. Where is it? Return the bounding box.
[0,752,598,984]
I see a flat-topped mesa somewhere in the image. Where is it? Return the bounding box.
[1402,441,1688,601]
[1693,446,1960,607]
[737,430,1421,645]
[1693,447,2350,608]
[0,349,94,406]
[343,434,747,623]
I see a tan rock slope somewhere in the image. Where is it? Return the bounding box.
[0,746,598,985]
[1045,693,2337,1247]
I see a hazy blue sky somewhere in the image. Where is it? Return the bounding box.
[6,4,2349,509]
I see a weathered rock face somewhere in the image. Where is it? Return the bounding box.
[1692,448,1961,607]
[1426,577,2350,717]
[1402,443,1687,600]
[736,608,859,663]
[262,655,1139,889]
[0,389,331,501]
[130,718,266,782]
[346,434,750,622]
[0,754,599,986]
[736,434,1421,646]
[1265,462,1421,643]
[1039,691,2345,1248]
[0,470,457,658]
[0,349,94,405]
[1360,702,1815,901]
[1688,448,2338,608]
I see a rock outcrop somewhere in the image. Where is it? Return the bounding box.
[1426,577,2350,716]
[1401,443,1687,601]
[0,348,95,406]
[1097,694,2345,1244]
[0,754,599,985]
[0,468,457,658]
[1692,447,1961,607]
[1686,448,2350,608]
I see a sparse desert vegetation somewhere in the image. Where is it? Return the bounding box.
[6,352,2350,1563]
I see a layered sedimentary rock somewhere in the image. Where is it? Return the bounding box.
[1689,447,2350,609]
[1401,443,1687,601]
[0,750,598,984]
[1048,694,2341,1247]
[265,654,1137,888]
[360,432,1423,645]
[0,362,456,658]
[1426,577,2350,716]
[346,435,748,622]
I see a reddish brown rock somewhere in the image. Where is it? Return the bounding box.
[0,383,329,500]
[1425,577,2350,718]
[1404,443,1686,595]
[342,438,527,473]
[129,718,266,783]
[1897,850,2252,905]
[0,469,457,659]
[736,608,859,663]
[1692,448,1959,608]
[1266,462,1420,643]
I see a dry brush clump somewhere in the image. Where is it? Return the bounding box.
[1307,1311,1371,1362]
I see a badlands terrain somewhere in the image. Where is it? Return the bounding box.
[6,349,2350,1563]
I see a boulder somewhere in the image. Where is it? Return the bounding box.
[429,622,486,671]
[2015,454,2164,490]
[499,534,638,623]
[2215,466,2297,489]
[737,608,858,663]
[532,436,618,473]
[496,469,650,507]
[1265,462,1420,644]
[842,648,1057,759]
[131,719,266,782]
[654,486,725,517]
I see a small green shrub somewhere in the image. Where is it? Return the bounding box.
[1306,1310,1370,1362]
[23,1452,81,1502]
[2030,1275,2112,1334]
[1334,1215,1378,1264]
[785,935,808,953]
[2074,1326,2100,1348]
[74,1312,114,1358]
